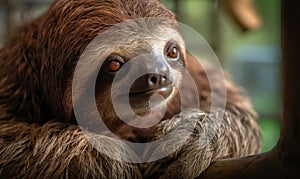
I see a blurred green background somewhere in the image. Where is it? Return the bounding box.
[0,0,281,152]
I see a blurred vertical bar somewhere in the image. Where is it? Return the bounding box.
[281,0,300,164]
[211,0,222,63]
[0,0,8,46]
[0,0,53,47]
[173,0,180,17]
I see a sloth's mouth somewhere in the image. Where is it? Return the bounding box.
[129,84,174,98]
[127,84,173,117]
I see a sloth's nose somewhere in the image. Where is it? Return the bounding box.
[129,56,174,95]
[147,74,171,88]
[146,56,173,89]
[129,73,173,94]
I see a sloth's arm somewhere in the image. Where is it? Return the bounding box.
[0,120,142,179]
[144,107,261,179]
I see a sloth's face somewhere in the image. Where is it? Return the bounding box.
[103,41,183,110]
[92,24,186,140]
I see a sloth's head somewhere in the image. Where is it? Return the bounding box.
[34,0,185,140]
[92,19,186,138]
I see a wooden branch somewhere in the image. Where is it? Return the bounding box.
[220,0,261,31]
[197,0,300,178]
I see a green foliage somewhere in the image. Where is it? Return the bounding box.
[258,118,281,152]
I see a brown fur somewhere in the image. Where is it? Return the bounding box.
[142,55,261,178]
[0,0,260,178]
[0,120,142,178]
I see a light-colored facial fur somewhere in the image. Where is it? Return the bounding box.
[73,20,186,136]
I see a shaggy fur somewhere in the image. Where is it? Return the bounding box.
[142,56,261,178]
[0,0,261,178]
[0,121,142,178]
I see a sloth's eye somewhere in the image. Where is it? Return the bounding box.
[165,42,180,61]
[108,60,122,72]
[106,55,124,72]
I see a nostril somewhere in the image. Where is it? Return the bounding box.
[162,76,167,83]
[149,76,158,85]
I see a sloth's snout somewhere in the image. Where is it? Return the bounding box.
[148,74,170,89]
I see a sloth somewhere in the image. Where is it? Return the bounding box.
[0,0,261,178]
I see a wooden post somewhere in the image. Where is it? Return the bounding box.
[198,0,300,178]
